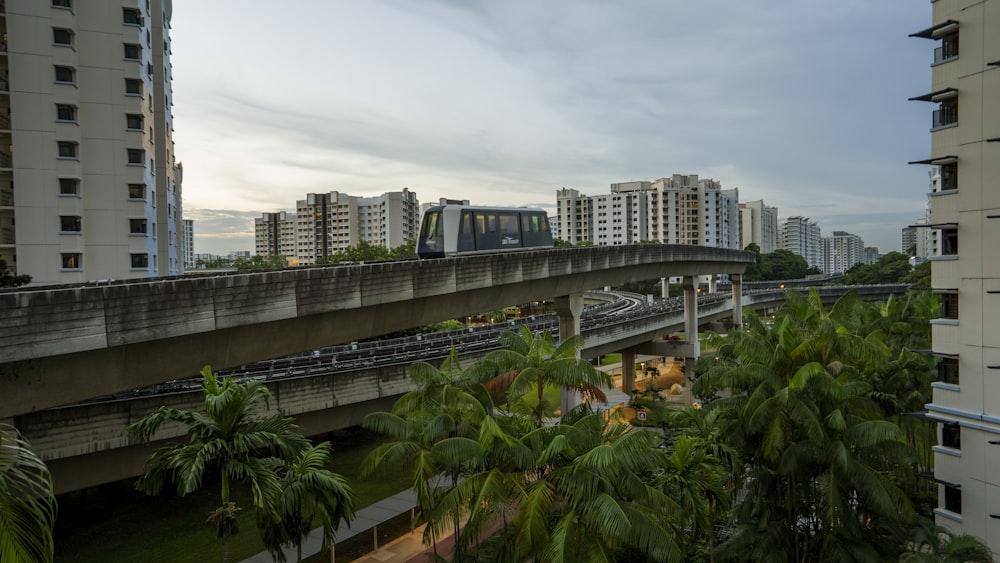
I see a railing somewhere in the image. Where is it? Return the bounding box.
[0,188,12,206]
[1,227,14,245]
[932,106,958,129]
[0,151,10,168]
[0,113,9,130]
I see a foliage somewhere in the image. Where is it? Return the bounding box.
[129,366,311,562]
[0,424,57,563]
[257,443,355,563]
[900,518,995,562]
[317,239,416,264]
[742,245,818,281]
[839,251,912,285]
[234,255,288,270]
[903,260,931,287]
[0,257,31,288]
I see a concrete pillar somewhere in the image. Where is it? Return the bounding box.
[682,276,701,382]
[708,274,717,294]
[621,351,635,395]
[731,273,743,330]
[661,277,668,299]
[554,293,584,415]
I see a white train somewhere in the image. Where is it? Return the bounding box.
[417,205,554,258]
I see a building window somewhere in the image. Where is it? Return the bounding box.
[129,218,147,234]
[123,8,143,26]
[59,178,79,195]
[53,28,73,46]
[57,141,78,159]
[130,253,148,268]
[127,149,144,165]
[933,98,958,129]
[147,63,154,79]
[935,32,959,64]
[124,43,141,61]
[941,423,961,449]
[61,253,82,269]
[56,104,77,122]
[128,183,146,199]
[941,293,959,319]
[938,357,959,384]
[55,66,75,84]
[941,228,958,256]
[60,215,81,233]
[940,163,957,191]
[126,114,143,131]
[944,485,962,514]
[52,0,72,7]
[125,78,142,96]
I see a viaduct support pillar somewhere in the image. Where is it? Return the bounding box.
[708,274,717,294]
[621,351,635,395]
[731,273,743,330]
[660,277,668,299]
[554,293,584,415]
[682,276,701,382]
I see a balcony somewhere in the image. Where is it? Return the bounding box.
[932,105,958,130]
[0,150,10,168]
[0,226,13,245]
[0,184,11,207]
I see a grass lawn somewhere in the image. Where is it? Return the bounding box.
[54,427,411,563]
[599,353,622,366]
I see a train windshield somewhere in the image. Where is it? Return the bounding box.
[417,210,445,257]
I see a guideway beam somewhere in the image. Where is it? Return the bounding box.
[554,293,584,414]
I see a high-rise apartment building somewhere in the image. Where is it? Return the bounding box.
[821,230,866,275]
[255,189,419,265]
[780,216,823,271]
[182,219,194,270]
[555,187,594,244]
[739,199,779,253]
[910,1,999,553]
[0,0,183,284]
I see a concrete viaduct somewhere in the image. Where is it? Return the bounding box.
[0,245,755,420]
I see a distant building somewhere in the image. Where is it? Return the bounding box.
[556,175,740,250]
[183,220,195,270]
[780,216,822,271]
[1,0,183,284]
[901,225,918,255]
[822,231,866,275]
[863,246,880,265]
[255,189,419,265]
[739,199,779,253]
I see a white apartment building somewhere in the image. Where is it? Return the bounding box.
[182,219,194,270]
[780,216,823,271]
[0,0,183,285]
[611,174,741,249]
[910,1,1000,553]
[739,199,779,253]
[821,230,866,275]
[555,187,593,244]
[255,189,419,265]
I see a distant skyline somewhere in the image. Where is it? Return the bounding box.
[173,1,933,256]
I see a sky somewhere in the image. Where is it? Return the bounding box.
[171,1,935,256]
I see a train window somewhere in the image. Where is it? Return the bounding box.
[522,214,535,233]
[420,212,442,238]
[488,215,497,232]
[476,213,487,234]
[499,214,519,235]
[460,212,474,236]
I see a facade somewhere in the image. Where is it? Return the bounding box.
[182,219,194,270]
[255,189,419,265]
[0,0,183,284]
[910,1,1000,554]
[739,199,779,252]
[821,230,866,275]
[555,187,593,244]
[780,216,823,271]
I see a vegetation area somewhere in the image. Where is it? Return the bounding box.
[194,240,418,270]
[0,257,31,287]
[741,243,822,281]
[8,282,993,562]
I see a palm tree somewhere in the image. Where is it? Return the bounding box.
[129,365,310,562]
[655,435,728,557]
[697,292,916,562]
[477,326,612,428]
[900,518,994,562]
[257,442,355,563]
[0,424,57,563]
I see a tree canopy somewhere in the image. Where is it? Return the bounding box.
[839,251,913,285]
[742,246,819,281]
[0,258,31,288]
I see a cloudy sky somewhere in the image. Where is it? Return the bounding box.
[171,1,934,256]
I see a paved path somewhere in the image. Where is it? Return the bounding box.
[240,489,418,563]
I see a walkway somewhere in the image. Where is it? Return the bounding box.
[240,489,418,563]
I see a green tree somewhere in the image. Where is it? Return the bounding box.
[696,290,917,562]
[761,249,814,280]
[900,519,994,562]
[478,326,612,428]
[257,442,355,563]
[129,366,310,562]
[0,424,57,563]
[234,255,287,270]
[839,251,912,285]
[903,260,931,287]
[0,257,31,288]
